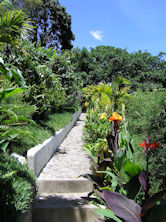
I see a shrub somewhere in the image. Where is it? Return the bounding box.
[0,153,35,222]
[126,89,166,192]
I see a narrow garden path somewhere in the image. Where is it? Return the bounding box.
[38,113,91,181]
[32,113,102,222]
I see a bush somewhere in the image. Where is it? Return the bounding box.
[126,89,166,191]
[0,153,35,222]
[50,50,83,107]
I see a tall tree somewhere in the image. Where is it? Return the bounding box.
[72,46,166,90]
[13,0,75,49]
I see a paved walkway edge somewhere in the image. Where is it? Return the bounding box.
[27,109,82,177]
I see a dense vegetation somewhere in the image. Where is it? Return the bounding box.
[0,1,80,221]
[72,46,166,90]
[0,0,165,221]
[83,79,166,222]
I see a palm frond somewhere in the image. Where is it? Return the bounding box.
[0,9,33,45]
[0,0,13,12]
[83,77,130,113]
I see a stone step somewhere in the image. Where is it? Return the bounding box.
[32,114,101,222]
[32,193,103,222]
[36,177,93,195]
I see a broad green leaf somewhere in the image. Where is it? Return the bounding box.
[11,69,26,88]
[123,160,142,178]
[94,208,122,222]
[8,133,18,139]
[0,88,26,101]
[124,176,141,199]
[0,142,9,151]
[115,148,126,171]
[4,116,40,128]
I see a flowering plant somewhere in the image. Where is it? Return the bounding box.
[100,112,107,121]
[84,111,166,222]
[83,81,166,222]
[139,140,160,153]
[109,112,122,122]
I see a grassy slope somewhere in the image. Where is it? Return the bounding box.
[8,111,74,156]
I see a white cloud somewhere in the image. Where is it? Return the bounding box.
[90,30,104,41]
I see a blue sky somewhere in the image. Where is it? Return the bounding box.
[59,0,166,56]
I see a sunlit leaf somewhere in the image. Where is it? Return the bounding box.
[94,208,122,222]
[123,160,142,178]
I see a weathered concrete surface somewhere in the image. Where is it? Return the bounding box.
[27,109,82,177]
[33,113,103,222]
[32,193,102,222]
[36,113,92,195]
[11,153,27,165]
[36,178,93,194]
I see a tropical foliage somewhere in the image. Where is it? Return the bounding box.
[0,0,32,47]
[0,153,35,222]
[83,80,166,222]
[0,0,166,221]
[72,46,166,91]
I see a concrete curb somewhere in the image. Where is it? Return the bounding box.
[27,109,82,177]
[36,178,93,195]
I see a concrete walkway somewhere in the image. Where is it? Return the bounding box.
[38,113,91,180]
[32,113,102,222]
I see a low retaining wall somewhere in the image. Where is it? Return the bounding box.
[27,109,82,177]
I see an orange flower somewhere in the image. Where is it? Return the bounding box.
[109,112,122,122]
[139,141,160,153]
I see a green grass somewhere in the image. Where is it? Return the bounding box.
[8,111,74,156]
[43,111,73,131]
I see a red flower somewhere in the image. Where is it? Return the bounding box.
[148,141,160,149]
[139,141,160,153]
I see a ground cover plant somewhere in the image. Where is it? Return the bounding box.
[83,79,166,222]
[8,110,75,156]
[0,153,35,222]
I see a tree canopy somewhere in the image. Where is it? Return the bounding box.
[12,0,75,49]
[71,46,166,91]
